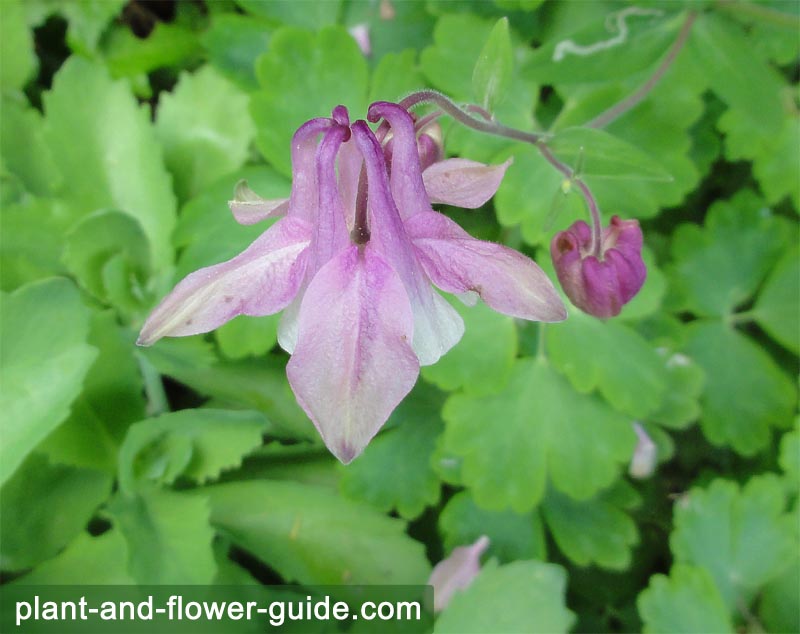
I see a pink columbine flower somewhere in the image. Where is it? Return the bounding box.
[550,215,646,318]
[138,102,565,463]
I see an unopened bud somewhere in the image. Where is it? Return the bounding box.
[551,215,646,318]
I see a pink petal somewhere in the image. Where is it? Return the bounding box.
[285,118,335,224]
[336,137,363,232]
[137,217,312,345]
[422,158,512,208]
[228,180,289,225]
[428,536,490,613]
[352,120,464,365]
[407,211,567,322]
[368,101,432,219]
[287,244,419,464]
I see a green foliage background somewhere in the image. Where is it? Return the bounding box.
[1,1,798,632]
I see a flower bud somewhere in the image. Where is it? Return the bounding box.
[550,215,646,318]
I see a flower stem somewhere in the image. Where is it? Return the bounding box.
[400,90,603,253]
[586,11,697,129]
[399,90,549,145]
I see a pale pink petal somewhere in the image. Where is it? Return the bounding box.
[428,536,490,613]
[228,180,289,225]
[629,422,657,479]
[368,101,432,219]
[277,124,352,355]
[308,124,351,271]
[348,23,371,56]
[137,217,312,345]
[336,138,363,232]
[286,244,419,464]
[422,158,513,208]
[352,120,464,365]
[407,211,567,322]
[285,118,335,224]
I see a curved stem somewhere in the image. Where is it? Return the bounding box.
[586,11,697,129]
[399,90,550,145]
[400,91,603,253]
[538,144,603,256]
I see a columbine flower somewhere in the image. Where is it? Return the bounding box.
[428,535,490,613]
[550,215,646,318]
[138,102,565,463]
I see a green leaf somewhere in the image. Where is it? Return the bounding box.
[758,554,800,634]
[118,409,270,493]
[421,13,495,101]
[441,357,635,512]
[422,297,517,396]
[104,22,203,78]
[62,210,151,308]
[778,421,799,489]
[204,480,431,584]
[155,66,255,202]
[11,530,134,585]
[688,12,784,134]
[0,0,36,91]
[683,322,795,455]
[57,0,126,55]
[108,488,217,584]
[439,491,547,563]
[201,13,273,91]
[638,564,734,634]
[252,26,368,177]
[670,476,796,610]
[718,103,800,210]
[41,311,145,471]
[42,58,177,270]
[236,0,342,30]
[542,486,639,570]
[617,248,667,321]
[216,314,280,359]
[547,127,672,182]
[669,191,792,317]
[0,454,111,571]
[0,99,60,196]
[435,560,575,634]
[753,248,800,354]
[648,349,705,430]
[368,49,425,105]
[339,382,444,519]
[545,311,668,419]
[552,50,708,218]
[472,17,513,111]
[142,339,315,440]
[522,9,681,84]
[0,278,97,484]
[173,165,290,280]
[0,197,71,290]
[494,143,585,246]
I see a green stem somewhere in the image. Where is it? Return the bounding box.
[136,351,169,416]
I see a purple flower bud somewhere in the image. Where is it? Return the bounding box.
[550,215,646,318]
